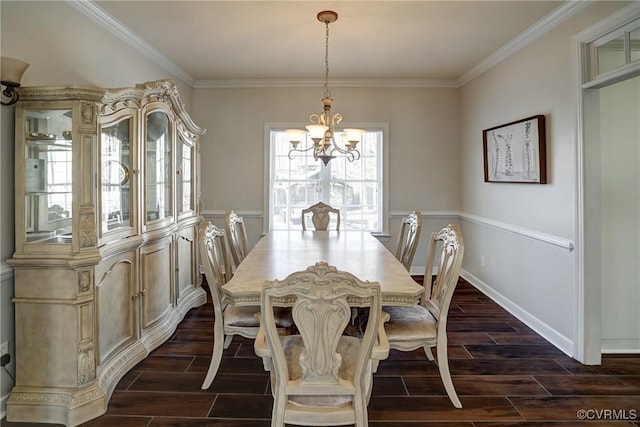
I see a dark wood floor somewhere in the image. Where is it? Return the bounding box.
[4,277,640,426]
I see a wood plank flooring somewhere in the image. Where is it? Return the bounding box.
[3,277,640,426]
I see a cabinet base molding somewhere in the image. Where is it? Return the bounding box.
[99,286,207,398]
[97,339,150,400]
[7,384,106,426]
[7,287,207,426]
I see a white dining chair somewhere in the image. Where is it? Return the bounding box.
[384,223,465,408]
[395,210,422,271]
[199,220,292,389]
[254,261,389,427]
[225,210,249,273]
[301,201,341,231]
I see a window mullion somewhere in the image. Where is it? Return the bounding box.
[268,127,384,232]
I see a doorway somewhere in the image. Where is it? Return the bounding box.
[575,5,640,364]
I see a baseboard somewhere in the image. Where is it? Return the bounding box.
[1,393,7,421]
[460,269,575,358]
[601,339,640,354]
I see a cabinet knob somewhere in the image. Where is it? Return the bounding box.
[131,292,139,301]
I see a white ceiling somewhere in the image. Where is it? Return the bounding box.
[86,1,565,86]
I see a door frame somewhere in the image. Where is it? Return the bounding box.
[572,3,640,364]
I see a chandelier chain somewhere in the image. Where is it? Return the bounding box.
[324,20,331,99]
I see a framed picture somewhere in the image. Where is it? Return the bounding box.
[483,115,547,184]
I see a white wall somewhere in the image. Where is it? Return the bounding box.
[599,76,640,352]
[459,1,629,356]
[0,105,16,415]
[0,1,192,99]
[191,85,461,257]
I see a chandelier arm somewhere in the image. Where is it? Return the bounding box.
[328,146,356,162]
[329,143,354,156]
[289,143,319,154]
[288,143,318,160]
[309,113,323,126]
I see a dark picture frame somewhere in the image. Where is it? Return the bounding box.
[483,115,547,184]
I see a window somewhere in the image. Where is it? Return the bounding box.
[587,17,640,82]
[145,111,171,222]
[265,124,388,233]
[46,146,73,221]
[177,136,193,215]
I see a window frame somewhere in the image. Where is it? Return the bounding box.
[263,122,389,236]
[584,16,640,88]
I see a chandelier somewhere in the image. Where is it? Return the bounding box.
[286,10,365,166]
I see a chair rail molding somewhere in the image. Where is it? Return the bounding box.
[459,212,574,253]
[202,210,263,219]
[0,262,14,282]
[202,210,574,253]
[389,210,459,220]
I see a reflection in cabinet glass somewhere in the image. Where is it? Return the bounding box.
[178,136,193,215]
[101,118,132,232]
[24,108,73,243]
[145,111,172,222]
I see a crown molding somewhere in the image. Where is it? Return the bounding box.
[193,78,459,89]
[65,0,195,86]
[457,0,593,86]
[573,1,640,42]
[66,0,590,90]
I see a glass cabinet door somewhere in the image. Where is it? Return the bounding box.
[23,108,73,244]
[145,111,172,223]
[100,117,133,235]
[177,135,194,216]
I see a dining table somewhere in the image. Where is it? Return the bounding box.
[221,229,424,307]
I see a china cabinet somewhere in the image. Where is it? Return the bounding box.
[7,80,206,426]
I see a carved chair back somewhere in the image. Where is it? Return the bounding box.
[395,211,423,271]
[258,262,384,427]
[225,210,249,268]
[421,224,465,323]
[301,202,341,231]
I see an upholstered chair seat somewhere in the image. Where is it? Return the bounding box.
[383,305,437,343]
[225,305,293,329]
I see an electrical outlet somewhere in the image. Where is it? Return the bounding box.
[480,256,486,267]
[0,341,8,356]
